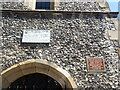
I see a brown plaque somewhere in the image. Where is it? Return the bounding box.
[87,57,106,72]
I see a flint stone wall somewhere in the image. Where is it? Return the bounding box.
[1,1,104,11]
[1,1,119,89]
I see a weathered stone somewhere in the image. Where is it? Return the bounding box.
[1,1,119,89]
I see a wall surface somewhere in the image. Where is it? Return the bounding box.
[1,1,119,89]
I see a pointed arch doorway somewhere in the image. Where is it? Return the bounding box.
[7,73,62,90]
[1,59,77,90]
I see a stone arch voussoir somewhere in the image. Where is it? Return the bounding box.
[1,59,77,89]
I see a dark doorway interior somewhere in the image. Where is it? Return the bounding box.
[7,73,62,90]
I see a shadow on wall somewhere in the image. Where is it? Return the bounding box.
[118,1,120,20]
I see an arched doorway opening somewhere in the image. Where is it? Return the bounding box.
[1,59,77,89]
[7,73,62,90]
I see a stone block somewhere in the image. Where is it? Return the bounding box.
[19,59,36,75]
[108,30,118,40]
[1,64,23,83]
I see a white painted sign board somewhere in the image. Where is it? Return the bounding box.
[22,29,50,43]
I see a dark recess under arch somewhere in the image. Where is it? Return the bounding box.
[7,73,62,90]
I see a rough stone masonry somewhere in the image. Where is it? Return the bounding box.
[1,1,119,89]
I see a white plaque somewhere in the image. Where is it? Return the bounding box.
[22,29,50,43]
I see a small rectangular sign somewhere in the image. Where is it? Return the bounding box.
[22,29,50,43]
[87,57,106,72]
